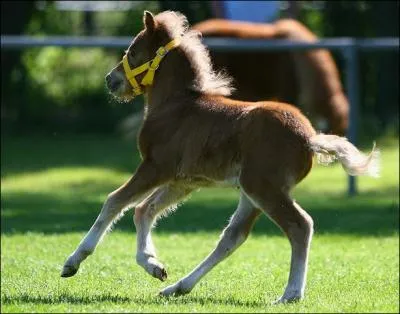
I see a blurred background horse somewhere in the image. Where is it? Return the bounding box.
[192,18,349,135]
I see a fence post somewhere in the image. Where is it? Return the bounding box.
[343,42,360,196]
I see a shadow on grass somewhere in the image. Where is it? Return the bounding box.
[1,292,266,308]
[1,293,131,305]
[174,295,266,308]
[2,186,398,236]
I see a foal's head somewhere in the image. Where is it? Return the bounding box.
[106,10,233,103]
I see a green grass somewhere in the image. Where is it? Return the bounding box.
[1,134,399,313]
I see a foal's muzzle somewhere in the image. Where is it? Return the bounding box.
[105,73,121,93]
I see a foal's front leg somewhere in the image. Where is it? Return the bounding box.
[134,184,193,281]
[159,193,261,296]
[61,161,168,277]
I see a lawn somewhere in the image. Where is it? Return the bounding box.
[1,134,399,313]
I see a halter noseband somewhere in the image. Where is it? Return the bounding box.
[122,38,181,97]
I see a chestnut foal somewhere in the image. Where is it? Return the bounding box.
[61,11,379,303]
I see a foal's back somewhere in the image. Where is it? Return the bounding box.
[180,95,317,189]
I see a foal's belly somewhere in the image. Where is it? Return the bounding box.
[175,164,241,189]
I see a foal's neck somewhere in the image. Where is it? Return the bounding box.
[145,50,198,114]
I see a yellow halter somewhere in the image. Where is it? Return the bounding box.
[122,38,181,96]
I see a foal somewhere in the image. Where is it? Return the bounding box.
[61,11,379,303]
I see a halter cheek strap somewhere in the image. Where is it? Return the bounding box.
[122,56,150,96]
[121,38,180,97]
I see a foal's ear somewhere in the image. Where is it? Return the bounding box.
[143,11,156,32]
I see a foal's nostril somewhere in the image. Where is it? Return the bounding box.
[105,74,120,92]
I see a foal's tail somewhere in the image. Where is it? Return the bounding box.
[309,134,380,177]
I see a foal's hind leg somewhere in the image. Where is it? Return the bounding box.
[61,161,167,277]
[159,193,261,297]
[134,184,193,281]
[240,176,314,303]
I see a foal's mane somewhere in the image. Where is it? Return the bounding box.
[155,11,234,96]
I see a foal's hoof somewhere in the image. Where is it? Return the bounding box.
[137,255,168,282]
[153,265,168,282]
[60,264,79,278]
